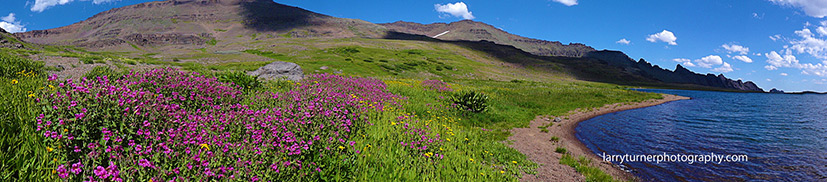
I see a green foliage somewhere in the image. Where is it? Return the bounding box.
[242,49,293,61]
[206,38,217,46]
[452,91,489,113]
[83,66,123,80]
[550,136,560,142]
[555,147,567,154]
[0,52,44,78]
[213,29,227,32]
[216,71,260,90]
[560,154,617,182]
[0,55,51,181]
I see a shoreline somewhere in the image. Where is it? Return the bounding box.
[509,94,690,181]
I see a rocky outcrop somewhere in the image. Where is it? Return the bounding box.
[769,88,784,94]
[586,50,764,92]
[249,61,303,81]
[0,27,25,49]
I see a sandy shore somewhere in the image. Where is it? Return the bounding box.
[508,94,690,181]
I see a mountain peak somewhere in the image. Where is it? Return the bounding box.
[15,0,386,47]
[380,20,595,57]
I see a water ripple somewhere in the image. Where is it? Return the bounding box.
[575,89,827,181]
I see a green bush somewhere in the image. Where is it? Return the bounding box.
[216,71,260,90]
[555,147,567,154]
[83,66,123,80]
[451,91,489,113]
[550,136,560,142]
[0,52,44,79]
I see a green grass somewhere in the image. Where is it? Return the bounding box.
[555,147,567,154]
[550,136,560,142]
[560,154,618,182]
[0,37,666,181]
[206,38,217,46]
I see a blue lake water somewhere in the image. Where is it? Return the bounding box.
[575,89,827,181]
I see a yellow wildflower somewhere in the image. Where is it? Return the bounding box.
[46,147,53,152]
[500,170,505,174]
[11,79,18,84]
[469,158,474,162]
[49,85,54,89]
[391,122,396,125]
[512,161,518,164]
[338,146,345,150]
[446,138,451,141]
[28,93,35,98]
[63,129,68,132]
[199,144,210,150]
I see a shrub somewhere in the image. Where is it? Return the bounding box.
[216,70,260,90]
[451,91,488,113]
[83,66,123,80]
[0,52,44,79]
[555,147,567,154]
[35,69,401,181]
[550,136,560,142]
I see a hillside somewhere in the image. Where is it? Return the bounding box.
[381,20,595,57]
[15,0,387,49]
[12,0,762,92]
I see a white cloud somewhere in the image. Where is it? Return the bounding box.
[764,50,827,77]
[31,0,73,12]
[616,38,630,45]
[673,58,691,63]
[92,0,120,4]
[781,73,789,76]
[646,30,677,45]
[767,78,772,81]
[695,55,723,68]
[770,34,782,41]
[722,44,750,54]
[552,0,578,6]
[732,55,753,63]
[672,58,696,67]
[435,2,475,20]
[0,13,26,33]
[769,0,827,18]
[31,0,120,12]
[817,26,827,36]
[712,62,734,73]
[788,28,827,60]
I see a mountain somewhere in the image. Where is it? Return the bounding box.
[383,21,763,92]
[12,0,763,92]
[0,28,25,49]
[15,0,387,48]
[381,20,596,57]
[585,50,763,92]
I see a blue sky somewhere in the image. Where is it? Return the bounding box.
[2,0,827,91]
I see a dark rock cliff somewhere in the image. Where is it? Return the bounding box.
[586,50,764,92]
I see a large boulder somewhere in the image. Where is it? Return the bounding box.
[249,61,303,81]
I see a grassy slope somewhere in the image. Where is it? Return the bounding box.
[1,35,662,181]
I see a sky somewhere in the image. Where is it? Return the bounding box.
[2,0,827,91]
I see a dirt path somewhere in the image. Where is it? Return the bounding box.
[509,94,690,181]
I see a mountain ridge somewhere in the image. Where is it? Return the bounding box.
[12,0,763,92]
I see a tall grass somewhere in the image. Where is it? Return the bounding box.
[0,49,660,180]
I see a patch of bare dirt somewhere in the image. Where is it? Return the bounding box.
[509,94,690,182]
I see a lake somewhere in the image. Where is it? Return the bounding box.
[576,89,827,181]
